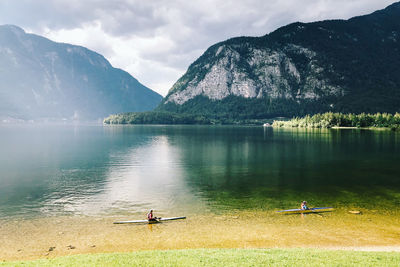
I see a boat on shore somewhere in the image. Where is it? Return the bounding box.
[276,207,334,214]
[114,216,186,224]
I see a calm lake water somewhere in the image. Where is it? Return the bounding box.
[0,124,399,219]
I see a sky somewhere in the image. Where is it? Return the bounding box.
[0,0,396,96]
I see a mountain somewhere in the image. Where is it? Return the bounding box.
[0,25,162,121]
[159,2,400,118]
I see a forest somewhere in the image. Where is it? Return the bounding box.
[272,112,400,129]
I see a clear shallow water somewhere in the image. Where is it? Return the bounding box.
[0,124,399,219]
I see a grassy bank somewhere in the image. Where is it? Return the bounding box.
[273,112,400,129]
[2,248,400,266]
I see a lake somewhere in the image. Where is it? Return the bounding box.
[1,124,399,219]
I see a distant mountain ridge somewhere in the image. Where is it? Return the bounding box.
[0,25,162,121]
[159,2,400,118]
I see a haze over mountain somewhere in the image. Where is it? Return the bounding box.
[159,2,400,118]
[0,25,162,121]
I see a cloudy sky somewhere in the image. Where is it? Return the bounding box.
[0,0,396,96]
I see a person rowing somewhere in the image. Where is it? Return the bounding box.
[147,210,159,222]
[300,201,309,210]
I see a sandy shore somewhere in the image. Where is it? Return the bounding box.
[327,246,400,252]
[1,208,399,261]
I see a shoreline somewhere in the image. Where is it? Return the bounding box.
[1,209,400,261]
[272,125,394,130]
[324,246,400,252]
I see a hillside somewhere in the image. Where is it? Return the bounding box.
[0,25,162,121]
[158,2,400,119]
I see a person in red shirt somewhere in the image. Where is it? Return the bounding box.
[147,210,158,222]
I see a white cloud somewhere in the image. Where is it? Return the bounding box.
[0,0,396,96]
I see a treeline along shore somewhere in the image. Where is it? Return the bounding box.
[272,112,400,129]
[103,111,400,129]
[103,111,270,125]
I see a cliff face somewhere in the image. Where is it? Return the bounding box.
[0,25,162,121]
[166,43,342,104]
[160,2,400,117]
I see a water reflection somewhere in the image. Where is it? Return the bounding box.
[79,134,204,216]
[0,125,399,218]
[176,127,400,210]
[0,125,112,217]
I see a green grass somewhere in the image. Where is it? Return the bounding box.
[2,248,400,267]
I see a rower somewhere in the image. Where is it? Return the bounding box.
[147,210,158,222]
[300,201,309,210]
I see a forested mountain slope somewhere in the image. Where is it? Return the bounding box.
[159,2,400,118]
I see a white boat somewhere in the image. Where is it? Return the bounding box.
[276,207,334,214]
[114,216,186,224]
